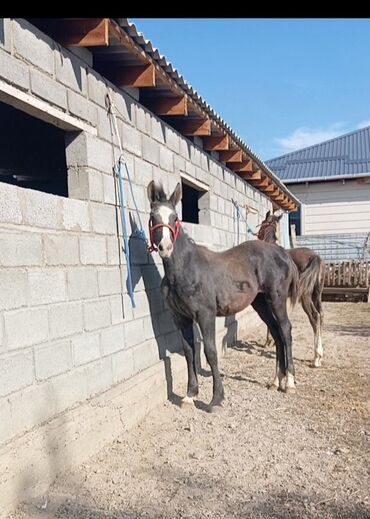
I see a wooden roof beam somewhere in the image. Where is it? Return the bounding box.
[172,118,211,136]
[228,159,253,173]
[100,63,156,87]
[203,135,230,151]
[248,175,270,189]
[143,96,188,116]
[36,18,111,47]
[219,149,243,163]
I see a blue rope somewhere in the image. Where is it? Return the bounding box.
[116,158,136,308]
[232,199,255,240]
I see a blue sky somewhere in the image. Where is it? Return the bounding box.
[130,18,370,160]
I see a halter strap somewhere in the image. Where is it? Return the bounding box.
[148,219,181,253]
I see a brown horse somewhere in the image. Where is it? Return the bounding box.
[258,211,325,367]
[147,181,300,412]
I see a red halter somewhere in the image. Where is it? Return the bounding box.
[148,218,181,253]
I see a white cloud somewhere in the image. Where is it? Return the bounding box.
[275,123,347,154]
[356,119,370,129]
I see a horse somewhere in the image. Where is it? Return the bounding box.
[258,211,325,367]
[147,181,300,412]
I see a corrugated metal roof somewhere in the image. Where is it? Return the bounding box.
[266,126,370,183]
[115,18,300,206]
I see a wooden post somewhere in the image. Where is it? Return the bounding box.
[290,224,297,248]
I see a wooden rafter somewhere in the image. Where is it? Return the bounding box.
[203,135,230,151]
[219,149,243,163]
[172,118,211,136]
[32,18,111,47]
[100,63,156,87]
[143,96,188,116]
[227,159,253,173]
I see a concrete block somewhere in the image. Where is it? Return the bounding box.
[174,154,185,173]
[164,330,182,354]
[50,366,87,414]
[122,293,134,322]
[49,302,83,339]
[0,315,3,348]
[111,347,134,384]
[185,160,196,178]
[150,114,165,143]
[129,236,149,265]
[86,135,115,175]
[200,151,209,172]
[79,235,107,265]
[87,170,104,202]
[87,70,108,107]
[106,236,120,266]
[102,174,116,205]
[84,299,111,331]
[62,197,90,232]
[72,332,100,366]
[159,145,174,172]
[0,349,34,397]
[22,188,62,229]
[84,356,113,398]
[30,69,67,109]
[29,270,66,305]
[8,381,56,441]
[0,48,29,90]
[0,397,12,445]
[158,310,176,335]
[55,47,87,94]
[0,183,22,224]
[67,267,98,301]
[190,146,201,166]
[5,307,48,349]
[142,135,159,165]
[124,318,144,348]
[134,156,152,187]
[132,291,150,319]
[98,267,121,296]
[165,126,180,153]
[97,106,114,141]
[0,270,27,310]
[143,315,155,340]
[110,295,124,325]
[121,121,142,157]
[132,338,159,372]
[90,202,117,235]
[68,46,93,67]
[13,18,54,74]
[0,18,11,53]
[180,138,191,160]
[111,87,135,125]
[34,340,71,380]
[44,234,79,266]
[67,90,97,125]
[135,105,150,135]
[100,324,125,356]
[67,167,90,201]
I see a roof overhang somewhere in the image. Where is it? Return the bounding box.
[282,172,370,185]
[26,17,299,211]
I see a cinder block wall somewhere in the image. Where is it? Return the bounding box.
[0,18,271,448]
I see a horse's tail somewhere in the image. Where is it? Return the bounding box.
[288,257,300,308]
[298,254,325,323]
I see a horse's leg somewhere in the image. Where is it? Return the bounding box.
[252,294,285,390]
[175,314,198,407]
[300,295,322,367]
[269,294,295,392]
[312,287,324,367]
[263,327,274,348]
[197,312,224,412]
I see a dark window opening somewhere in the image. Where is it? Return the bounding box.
[181,181,206,224]
[0,101,68,196]
[289,207,301,236]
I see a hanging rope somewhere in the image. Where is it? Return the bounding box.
[231,199,256,244]
[106,93,148,307]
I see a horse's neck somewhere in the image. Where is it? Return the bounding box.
[163,229,198,282]
[263,225,278,244]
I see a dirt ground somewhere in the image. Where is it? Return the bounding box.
[10,302,370,519]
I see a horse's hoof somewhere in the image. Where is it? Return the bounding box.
[267,383,279,391]
[313,359,322,368]
[284,386,296,394]
[180,396,194,409]
[208,403,224,414]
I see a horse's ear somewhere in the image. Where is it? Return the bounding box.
[147,180,166,204]
[265,210,271,219]
[169,182,182,207]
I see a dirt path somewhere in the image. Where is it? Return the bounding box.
[10,303,370,519]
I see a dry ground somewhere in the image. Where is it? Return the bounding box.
[10,302,370,519]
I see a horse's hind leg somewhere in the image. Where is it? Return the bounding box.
[197,311,224,412]
[301,295,323,367]
[263,327,274,348]
[175,314,198,407]
[252,294,285,391]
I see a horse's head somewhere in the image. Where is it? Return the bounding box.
[258,210,283,243]
[147,180,182,258]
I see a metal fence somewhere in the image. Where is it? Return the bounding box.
[296,232,370,261]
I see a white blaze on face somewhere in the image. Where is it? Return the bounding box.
[157,205,174,258]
